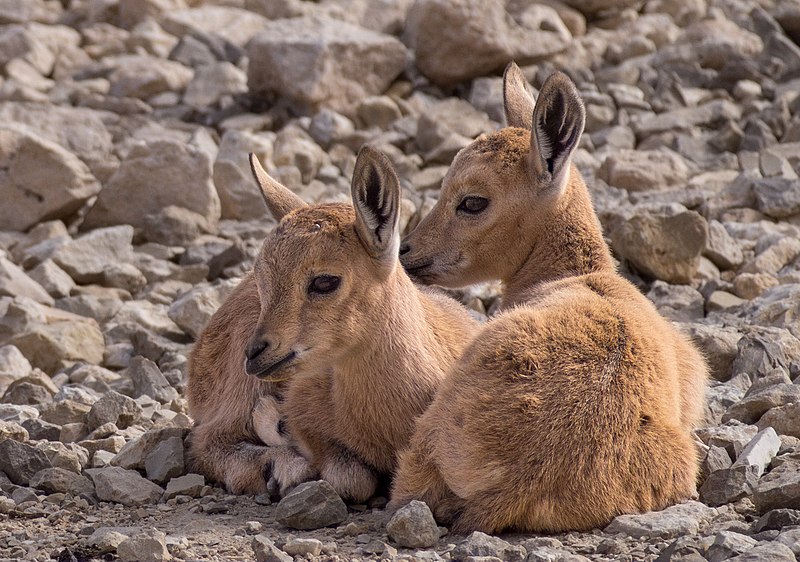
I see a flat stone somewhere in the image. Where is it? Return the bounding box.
[51,226,134,284]
[126,356,179,404]
[604,501,716,539]
[706,531,757,562]
[0,419,28,442]
[599,149,690,192]
[387,500,440,549]
[29,467,95,496]
[112,426,189,471]
[724,384,800,425]
[0,257,53,305]
[732,428,781,477]
[167,279,238,340]
[452,531,525,562]
[86,466,164,506]
[726,542,796,561]
[85,527,129,554]
[283,538,323,557]
[704,220,745,270]
[757,403,800,439]
[163,473,204,500]
[753,509,800,532]
[275,480,348,530]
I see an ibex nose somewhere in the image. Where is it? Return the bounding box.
[399,243,411,256]
[245,338,270,362]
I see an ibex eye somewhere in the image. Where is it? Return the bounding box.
[457,196,489,215]
[308,275,340,295]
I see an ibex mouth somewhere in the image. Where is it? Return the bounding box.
[248,351,297,381]
[402,260,434,275]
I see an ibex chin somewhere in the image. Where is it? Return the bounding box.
[192,145,478,502]
[390,64,708,534]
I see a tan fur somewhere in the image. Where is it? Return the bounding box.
[241,147,479,502]
[186,273,317,496]
[391,65,708,533]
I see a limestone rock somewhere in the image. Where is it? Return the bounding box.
[126,356,180,403]
[247,16,408,115]
[86,466,164,506]
[252,535,292,562]
[0,256,52,305]
[51,226,135,284]
[0,438,52,485]
[0,126,100,231]
[144,436,185,485]
[29,467,95,496]
[168,279,238,340]
[83,140,220,232]
[386,500,439,549]
[452,531,526,561]
[604,501,716,538]
[599,149,690,192]
[117,527,171,562]
[162,6,269,48]
[275,480,348,530]
[87,391,143,431]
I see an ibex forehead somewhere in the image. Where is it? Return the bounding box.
[464,128,529,169]
[275,203,355,238]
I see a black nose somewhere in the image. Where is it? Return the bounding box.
[246,338,269,362]
[399,243,411,256]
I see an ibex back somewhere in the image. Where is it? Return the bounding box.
[391,64,708,533]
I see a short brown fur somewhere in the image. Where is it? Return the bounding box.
[194,147,479,501]
[392,65,708,533]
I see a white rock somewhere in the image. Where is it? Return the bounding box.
[51,226,135,284]
[732,427,781,477]
[168,279,239,340]
[183,62,247,110]
[0,257,53,305]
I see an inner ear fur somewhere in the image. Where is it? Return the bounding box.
[350,145,401,263]
[249,153,307,220]
[530,71,586,192]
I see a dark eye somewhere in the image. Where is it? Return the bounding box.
[457,196,489,215]
[308,275,340,295]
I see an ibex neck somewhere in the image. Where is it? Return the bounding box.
[503,185,614,307]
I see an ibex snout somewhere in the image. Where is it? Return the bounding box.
[244,334,296,380]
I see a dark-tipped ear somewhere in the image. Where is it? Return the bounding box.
[503,62,535,130]
[249,153,307,221]
[351,146,400,265]
[529,71,585,194]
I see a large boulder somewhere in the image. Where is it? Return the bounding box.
[405,0,571,86]
[83,140,220,232]
[247,16,408,115]
[0,127,100,231]
[213,130,275,221]
[161,6,269,48]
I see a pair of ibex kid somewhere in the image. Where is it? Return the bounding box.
[187,64,708,534]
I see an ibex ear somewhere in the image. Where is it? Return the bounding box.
[351,146,400,266]
[503,62,535,130]
[529,71,585,195]
[249,153,307,221]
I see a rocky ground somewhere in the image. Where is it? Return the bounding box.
[1,0,800,560]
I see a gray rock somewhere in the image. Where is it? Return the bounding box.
[727,542,796,562]
[634,100,741,139]
[20,417,59,441]
[387,500,440,549]
[29,467,94,496]
[723,384,800,425]
[163,473,204,500]
[0,257,53,305]
[732,428,781,477]
[452,531,525,562]
[0,126,100,232]
[699,465,759,507]
[599,149,690,192]
[0,345,31,381]
[753,459,800,512]
[704,220,745,270]
[86,466,164,506]
[183,61,247,110]
[525,547,591,561]
[604,501,716,538]
[706,531,757,562]
[0,438,52,485]
[416,98,494,163]
[247,16,407,115]
[609,211,709,284]
[27,260,75,299]
[252,535,292,562]
[126,356,179,403]
[162,5,269,48]
[757,403,800,438]
[753,178,800,219]
[646,281,704,321]
[107,54,193,100]
[776,527,800,556]
[406,0,570,86]
[144,435,184,485]
[753,508,800,532]
[83,140,220,232]
[51,226,134,284]
[87,391,143,431]
[117,527,170,562]
[85,527,129,554]
[275,480,348,530]
[112,426,190,470]
[283,538,323,556]
[696,422,760,459]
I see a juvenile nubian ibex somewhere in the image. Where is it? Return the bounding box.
[391,64,708,533]
[239,146,478,501]
[187,158,318,496]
